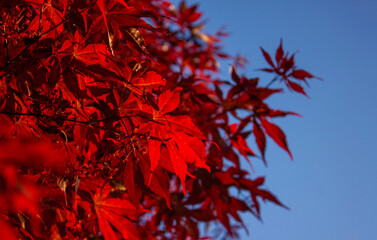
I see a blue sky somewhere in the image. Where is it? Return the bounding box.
[171,0,377,239]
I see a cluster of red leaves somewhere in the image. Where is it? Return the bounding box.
[0,0,316,239]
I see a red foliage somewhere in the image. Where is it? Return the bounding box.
[0,0,317,239]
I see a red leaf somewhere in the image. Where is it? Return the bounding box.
[148,126,161,173]
[167,140,189,195]
[230,66,240,84]
[260,47,275,68]
[259,117,293,160]
[128,71,166,95]
[164,115,206,139]
[173,132,209,172]
[229,197,249,223]
[157,87,182,115]
[230,135,255,171]
[254,177,265,186]
[123,160,142,206]
[91,184,141,240]
[275,39,284,64]
[253,122,266,164]
[215,171,238,186]
[254,189,288,209]
[292,69,313,80]
[268,109,303,118]
[286,80,309,98]
[149,167,171,209]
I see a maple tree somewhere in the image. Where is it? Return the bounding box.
[0,0,318,239]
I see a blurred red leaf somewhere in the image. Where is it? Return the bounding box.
[292,69,313,80]
[260,47,275,68]
[259,117,293,160]
[275,39,284,64]
[253,122,266,164]
[287,80,309,98]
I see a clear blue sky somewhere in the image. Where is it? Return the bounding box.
[171,0,377,239]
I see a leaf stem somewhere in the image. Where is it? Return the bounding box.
[265,77,278,88]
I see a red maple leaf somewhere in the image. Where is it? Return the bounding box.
[79,181,142,240]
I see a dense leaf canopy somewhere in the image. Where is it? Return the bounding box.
[0,0,316,239]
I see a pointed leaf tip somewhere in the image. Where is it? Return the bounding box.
[287,81,310,98]
[259,117,293,160]
[260,47,275,68]
[292,69,313,80]
[275,39,284,64]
